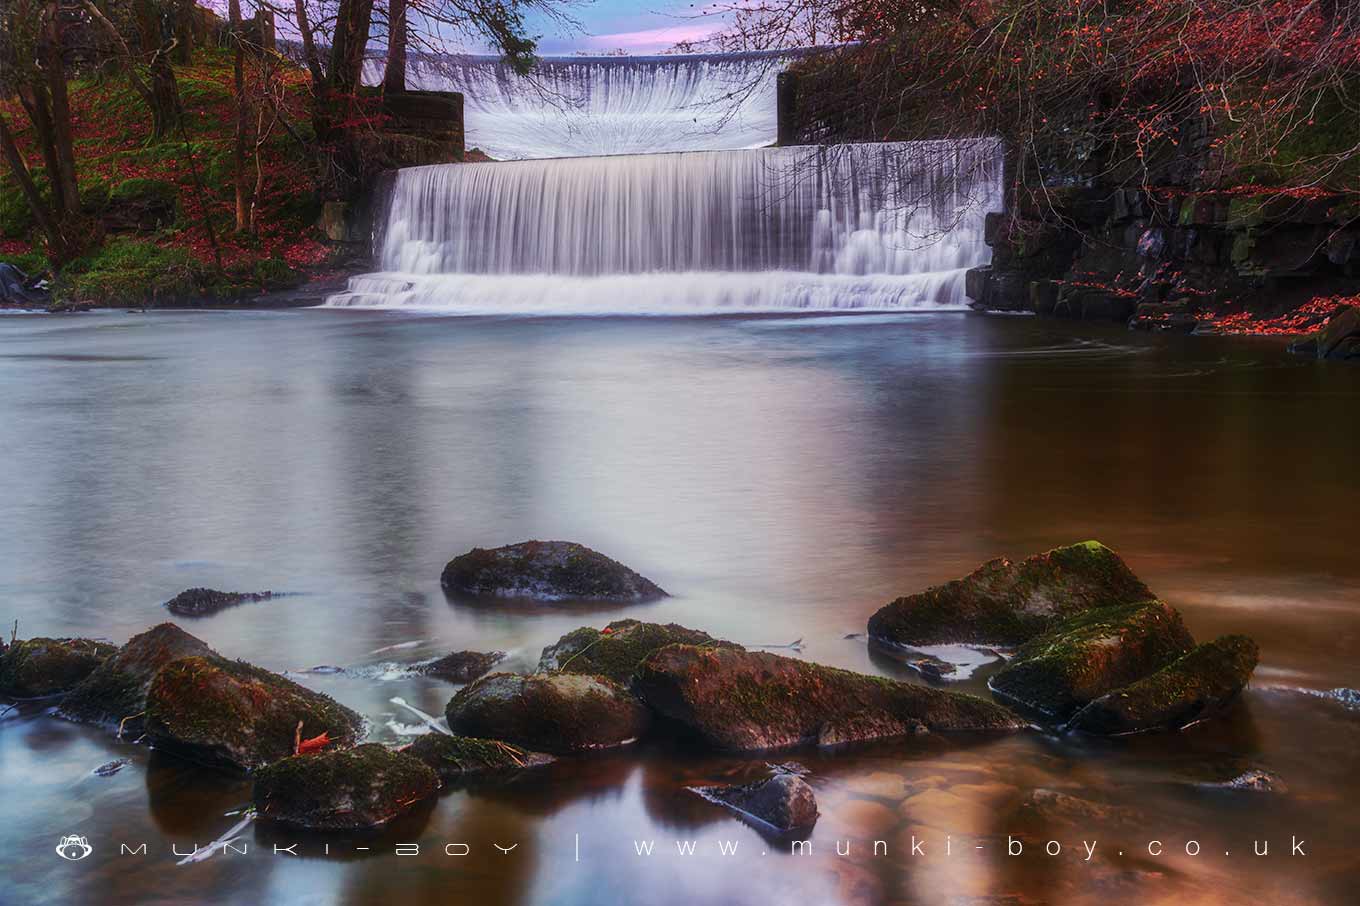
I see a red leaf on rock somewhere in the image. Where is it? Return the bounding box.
[297,732,331,754]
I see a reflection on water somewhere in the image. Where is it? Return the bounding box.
[1,310,1357,905]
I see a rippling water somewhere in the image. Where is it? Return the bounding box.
[1,310,1357,905]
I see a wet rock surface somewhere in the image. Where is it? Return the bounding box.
[441,540,667,602]
[633,645,1023,752]
[446,672,651,754]
[416,650,505,684]
[0,637,116,699]
[405,733,554,780]
[537,620,741,683]
[253,744,439,829]
[163,587,276,617]
[1068,634,1258,734]
[60,623,216,730]
[988,600,1195,720]
[145,655,364,771]
[691,770,819,832]
[868,541,1154,648]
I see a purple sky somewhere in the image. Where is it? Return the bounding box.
[530,2,729,55]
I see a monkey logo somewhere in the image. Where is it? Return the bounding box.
[55,835,93,861]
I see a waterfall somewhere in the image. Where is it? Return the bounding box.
[363,50,804,160]
[325,139,1004,314]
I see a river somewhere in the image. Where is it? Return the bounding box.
[1,308,1357,905]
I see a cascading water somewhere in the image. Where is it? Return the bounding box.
[325,139,1005,314]
[362,50,803,160]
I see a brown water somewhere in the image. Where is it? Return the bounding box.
[1,309,1357,905]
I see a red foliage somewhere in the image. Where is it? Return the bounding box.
[2,51,324,278]
[1201,295,1357,335]
[297,732,332,755]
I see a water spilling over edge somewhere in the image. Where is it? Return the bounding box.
[325,140,1004,315]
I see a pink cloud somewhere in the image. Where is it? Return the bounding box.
[579,23,723,53]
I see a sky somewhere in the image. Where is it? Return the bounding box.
[524,1,730,55]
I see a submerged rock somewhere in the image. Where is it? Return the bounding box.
[60,623,216,731]
[988,600,1194,720]
[416,650,506,684]
[145,655,364,771]
[446,672,651,754]
[253,744,438,829]
[691,771,819,832]
[1068,635,1258,734]
[537,620,741,683]
[440,541,667,602]
[633,645,1023,752]
[0,637,115,699]
[1196,768,1285,794]
[405,733,554,781]
[163,588,276,617]
[868,541,1153,647]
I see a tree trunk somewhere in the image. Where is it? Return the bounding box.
[39,2,80,219]
[383,0,407,93]
[292,0,324,85]
[135,0,183,140]
[328,0,376,98]
[0,115,69,260]
[228,0,253,231]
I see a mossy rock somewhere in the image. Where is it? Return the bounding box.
[0,637,115,699]
[163,587,275,617]
[405,733,553,781]
[106,178,178,232]
[446,672,650,754]
[416,650,505,684]
[633,645,1023,753]
[537,620,741,684]
[59,623,215,731]
[253,744,438,829]
[868,541,1155,647]
[988,601,1195,721]
[441,540,667,602]
[145,655,364,772]
[1069,635,1259,735]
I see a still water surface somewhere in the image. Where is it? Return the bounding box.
[1,310,1357,905]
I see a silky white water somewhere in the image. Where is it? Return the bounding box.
[326,140,1004,314]
[363,50,801,160]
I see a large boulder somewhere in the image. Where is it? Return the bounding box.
[538,620,741,684]
[405,733,554,781]
[60,623,215,731]
[691,771,819,832]
[1068,635,1258,735]
[868,541,1154,647]
[253,744,438,829]
[163,588,275,617]
[416,650,505,684]
[446,672,651,753]
[633,645,1023,752]
[987,601,1194,720]
[145,655,365,771]
[0,637,115,699]
[441,541,666,602]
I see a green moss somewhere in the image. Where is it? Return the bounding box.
[145,655,363,772]
[1069,635,1258,734]
[110,177,178,212]
[57,238,204,307]
[406,733,546,778]
[868,540,1155,647]
[539,620,738,683]
[0,637,115,699]
[254,744,439,829]
[989,601,1194,720]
